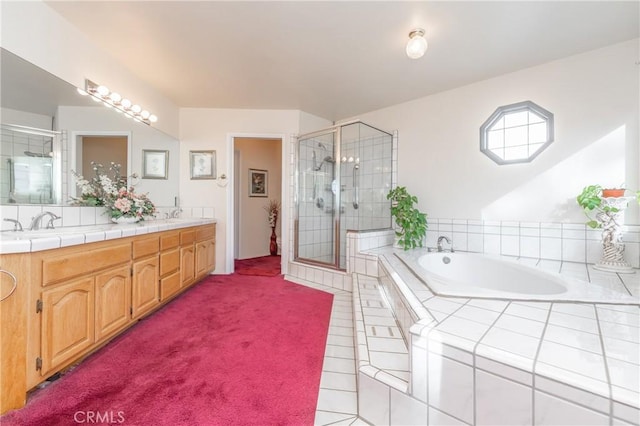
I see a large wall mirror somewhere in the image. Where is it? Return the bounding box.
[0,48,180,208]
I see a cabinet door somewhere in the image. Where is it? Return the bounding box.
[41,277,95,374]
[95,265,131,341]
[196,240,216,279]
[131,256,159,319]
[206,240,216,272]
[180,245,195,287]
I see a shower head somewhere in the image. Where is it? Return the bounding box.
[322,156,335,163]
[318,142,327,150]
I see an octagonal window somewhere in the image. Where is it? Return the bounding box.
[480,101,554,165]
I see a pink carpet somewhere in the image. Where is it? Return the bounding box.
[234,255,281,276]
[2,274,333,426]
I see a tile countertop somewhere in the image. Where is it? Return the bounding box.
[376,249,640,414]
[0,218,217,254]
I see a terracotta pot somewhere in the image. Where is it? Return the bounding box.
[602,188,625,198]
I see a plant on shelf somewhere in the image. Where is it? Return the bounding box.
[387,186,428,250]
[576,184,640,272]
[263,199,281,255]
[72,162,156,222]
[576,185,639,229]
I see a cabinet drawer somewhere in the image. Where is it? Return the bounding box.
[132,236,159,260]
[160,271,181,301]
[42,244,131,286]
[196,225,215,242]
[160,248,180,276]
[160,231,180,251]
[180,229,196,245]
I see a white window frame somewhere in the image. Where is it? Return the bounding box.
[480,100,554,165]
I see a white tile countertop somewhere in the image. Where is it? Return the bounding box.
[0,218,216,254]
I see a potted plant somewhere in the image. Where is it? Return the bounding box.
[576,184,640,272]
[387,186,428,250]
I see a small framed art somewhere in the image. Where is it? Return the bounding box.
[190,150,216,180]
[248,168,268,197]
[142,150,169,179]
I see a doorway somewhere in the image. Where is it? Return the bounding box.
[233,137,283,261]
[70,131,131,199]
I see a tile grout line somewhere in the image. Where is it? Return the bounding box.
[531,302,554,426]
[593,306,615,426]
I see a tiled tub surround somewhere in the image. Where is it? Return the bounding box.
[356,247,639,425]
[426,218,640,269]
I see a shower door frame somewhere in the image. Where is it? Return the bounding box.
[294,125,344,270]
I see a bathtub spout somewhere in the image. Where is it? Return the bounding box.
[437,236,453,252]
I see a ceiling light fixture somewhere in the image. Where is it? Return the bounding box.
[406,28,428,59]
[83,79,158,124]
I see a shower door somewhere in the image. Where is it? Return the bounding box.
[295,129,341,268]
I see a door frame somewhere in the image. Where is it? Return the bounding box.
[226,132,287,274]
[69,131,132,199]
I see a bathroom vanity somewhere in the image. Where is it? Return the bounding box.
[0,219,216,414]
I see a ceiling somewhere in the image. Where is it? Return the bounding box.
[46,1,639,121]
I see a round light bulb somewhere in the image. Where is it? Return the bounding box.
[149,114,158,123]
[141,110,150,119]
[96,85,110,97]
[131,104,142,114]
[121,99,132,109]
[110,92,122,103]
[406,29,428,59]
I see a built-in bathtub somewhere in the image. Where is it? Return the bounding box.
[353,245,640,425]
[398,251,639,304]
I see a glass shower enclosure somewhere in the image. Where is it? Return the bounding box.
[295,121,393,270]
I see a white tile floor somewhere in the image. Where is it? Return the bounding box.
[285,276,370,425]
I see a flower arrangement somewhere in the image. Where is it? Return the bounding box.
[263,199,280,228]
[72,162,156,221]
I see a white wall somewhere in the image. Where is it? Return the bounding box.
[179,108,302,273]
[346,39,639,224]
[0,0,180,138]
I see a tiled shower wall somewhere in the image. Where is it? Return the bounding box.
[426,218,640,268]
[340,131,394,267]
[290,123,397,267]
[1,126,58,205]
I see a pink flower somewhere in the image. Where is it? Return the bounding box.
[114,197,132,213]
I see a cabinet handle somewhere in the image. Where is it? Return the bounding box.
[0,269,17,302]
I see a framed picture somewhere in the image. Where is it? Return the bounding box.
[142,150,169,179]
[248,168,268,197]
[190,150,216,180]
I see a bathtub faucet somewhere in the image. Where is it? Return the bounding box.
[437,236,453,253]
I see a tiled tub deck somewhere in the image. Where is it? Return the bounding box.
[352,248,639,425]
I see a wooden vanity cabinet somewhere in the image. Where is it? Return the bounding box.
[159,231,181,301]
[40,277,95,375]
[180,229,196,287]
[95,265,131,342]
[195,225,216,279]
[0,223,216,415]
[131,236,160,319]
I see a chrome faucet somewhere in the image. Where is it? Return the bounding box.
[169,208,182,218]
[3,218,23,232]
[29,211,61,231]
[437,236,453,252]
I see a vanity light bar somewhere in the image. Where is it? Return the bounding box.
[82,79,158,125]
